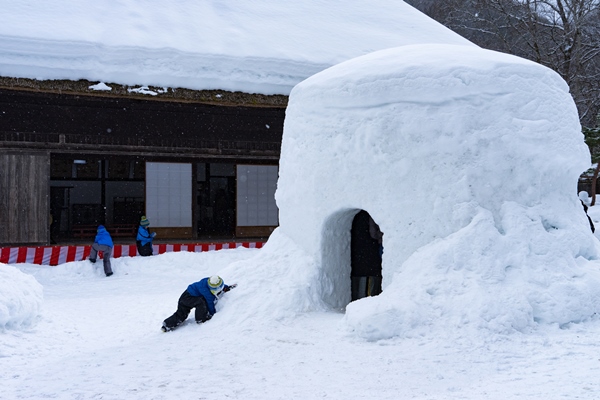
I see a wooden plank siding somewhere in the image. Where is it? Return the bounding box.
[0,151,50,245]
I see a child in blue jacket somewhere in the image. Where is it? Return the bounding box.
[89,225,114,277]
[136,216,156,256]
[162,276,236,332]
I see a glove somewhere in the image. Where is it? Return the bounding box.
[151,232,156,237]
[223,283,237,292]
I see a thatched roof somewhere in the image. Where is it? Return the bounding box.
[0,76,288,108]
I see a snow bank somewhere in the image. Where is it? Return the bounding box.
[0,263,43,331]
[236,44,600,340]
[218,230,330,327]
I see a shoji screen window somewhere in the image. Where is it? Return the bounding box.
[146,162,192,227]
[237,165,278,228]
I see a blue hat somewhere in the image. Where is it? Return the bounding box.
[140,216,149,227]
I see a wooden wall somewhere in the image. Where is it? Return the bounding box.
[236,225,276,238]
[0,89,284,147]
[0,151,49,245]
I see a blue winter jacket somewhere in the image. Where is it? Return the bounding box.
[136,225,153,246]
[187,277,229,315]
[94,225,114,248]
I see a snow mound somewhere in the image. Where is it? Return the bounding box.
[0,263,43,331]
[218,230,329,327]
[237,44,600,340]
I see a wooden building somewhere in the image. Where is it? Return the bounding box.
[0,80,286,245]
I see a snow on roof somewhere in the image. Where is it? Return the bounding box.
[0,1,474,95]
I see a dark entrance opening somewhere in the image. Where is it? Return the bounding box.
[196,163,236,239]
[350,210,383,301]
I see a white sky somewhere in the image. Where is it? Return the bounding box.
[3,1,600,399]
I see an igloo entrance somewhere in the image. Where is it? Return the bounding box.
[320,209,383,309]
[351,210,383,301]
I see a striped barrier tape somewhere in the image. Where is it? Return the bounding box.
[0,242,265,266]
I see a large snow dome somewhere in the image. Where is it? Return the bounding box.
[225,44,600,340]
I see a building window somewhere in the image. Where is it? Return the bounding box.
[146,162,192,227]
[108,159,129,179]
[73,159,100,179]
[50,158,72,179]
[236,165,278,227]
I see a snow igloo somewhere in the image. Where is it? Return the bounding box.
[228,44,600,340]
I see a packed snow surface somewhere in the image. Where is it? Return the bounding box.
[0,0,473,94]
[2,243,600,399]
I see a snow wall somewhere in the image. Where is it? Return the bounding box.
[222,44,600,340]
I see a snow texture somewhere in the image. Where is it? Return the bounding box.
[2,245,600,399]
[0,0,473,95]
[269,44,600,340]
[0,264,43,330]
[3,1,600,398]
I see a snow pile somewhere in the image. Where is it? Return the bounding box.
[0,0,473,95]
[88,82,111,91]
[218,231,327,326]
[0,263,43,330]
[233,44,600,340]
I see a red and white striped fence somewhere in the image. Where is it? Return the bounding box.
[0,242,265,266]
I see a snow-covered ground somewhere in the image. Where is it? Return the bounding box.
[2,241,600,400]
